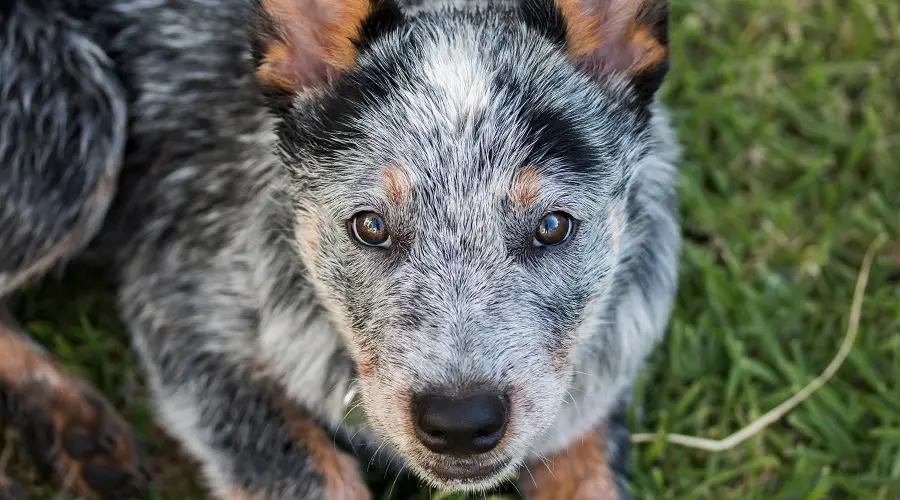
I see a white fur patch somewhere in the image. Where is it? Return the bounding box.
[257,309,349,422]
[421,39,491,130]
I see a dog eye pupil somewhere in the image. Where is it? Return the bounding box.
[352,212,390,247]
[534,212,571,247]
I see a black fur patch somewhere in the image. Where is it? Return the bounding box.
[0,0,126,286]
[354,0,406,53]
[278,34,418,166]
[520,106,598,176]
[518,0,568,49]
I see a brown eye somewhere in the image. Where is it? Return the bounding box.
[350,211,391,248]
[533,212,573,247]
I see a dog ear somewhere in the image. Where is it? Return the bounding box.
[525,0,669,102]
[250,0,404,96]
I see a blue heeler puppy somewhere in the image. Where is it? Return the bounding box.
[0,0,679,498]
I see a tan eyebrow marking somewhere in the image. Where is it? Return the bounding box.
[510,166,542,209]
[382,164,412,204]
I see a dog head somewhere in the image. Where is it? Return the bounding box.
[250,0,669,491]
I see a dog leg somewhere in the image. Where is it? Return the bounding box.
[0,0,127,298]
[521,405,631,500]
[117,243,369,500]
[0,313,148,499]
[0,7,138,493]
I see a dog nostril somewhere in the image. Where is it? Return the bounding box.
[413,391,508,456]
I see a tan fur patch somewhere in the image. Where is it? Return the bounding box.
[556,0,603,56]
[355,359,375,379]
[396,386,416,450]
[256,0,372,92]
[324,0,374,69]
[256,42,299,91]
[353,337,378,378]
[0,325,65,393]
[278,399,371,500]
[556,0,666,76]
[523,428,619,500]
[351,332,377,378]
[511,167,542,209]
[382,164,412,204]
[627,26,668,74]
[0,325,142,496]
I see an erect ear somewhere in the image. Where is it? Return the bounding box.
[250,0,404,96]
[523,0,669,102]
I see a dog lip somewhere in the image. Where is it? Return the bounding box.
[424,460,507,481]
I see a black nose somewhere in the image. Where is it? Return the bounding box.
[413,392,508,456]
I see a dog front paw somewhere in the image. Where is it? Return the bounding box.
[12,378,149,499]
[0,329,149,499]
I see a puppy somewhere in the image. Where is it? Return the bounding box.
[0,0,679,498]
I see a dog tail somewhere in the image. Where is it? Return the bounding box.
[0,0,127,298]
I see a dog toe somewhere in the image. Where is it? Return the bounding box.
[5,373,148,498]
[1,323,148,498]
[49,386,148,498]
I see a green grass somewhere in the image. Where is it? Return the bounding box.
[3,0,900,497]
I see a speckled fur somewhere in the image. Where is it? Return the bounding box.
[1,0,679,497]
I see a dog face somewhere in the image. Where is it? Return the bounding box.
[251,0,669,491]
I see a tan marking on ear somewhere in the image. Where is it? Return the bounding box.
[324,0,374,69]
[382,164,412,204]
[278,399,371,499]
[523,428,619,500]
[556,0,603,56]
[627,25,667,74]
[256,42,299,90]
[557,0,666,76]
[510,167,542,209]
[255,0,374,93]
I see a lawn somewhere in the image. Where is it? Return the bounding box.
[3,0,899,498]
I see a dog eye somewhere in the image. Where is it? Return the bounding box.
[533,212,573,247]
[350,211,392,248]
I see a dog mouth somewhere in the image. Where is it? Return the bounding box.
[420,459,512,487]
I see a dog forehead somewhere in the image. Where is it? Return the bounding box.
[313,9,651,205]
[359,34,512,142]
